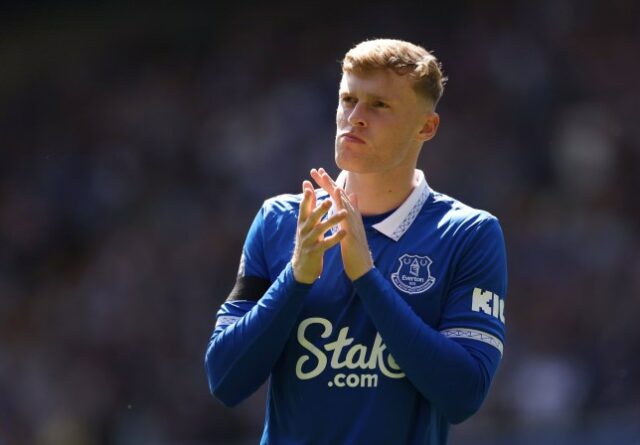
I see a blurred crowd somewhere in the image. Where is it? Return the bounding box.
[1,1,639,444]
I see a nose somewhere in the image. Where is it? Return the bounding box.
[347,103,367,127]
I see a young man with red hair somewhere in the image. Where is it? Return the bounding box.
[206,39,507,444]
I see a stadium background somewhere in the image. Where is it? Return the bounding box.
[1,1,639,444]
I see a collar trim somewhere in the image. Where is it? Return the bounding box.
[335,169,430,241]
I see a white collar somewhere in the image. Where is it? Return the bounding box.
[334,169,431,242]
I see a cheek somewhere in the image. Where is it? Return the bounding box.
[390,117,416,141]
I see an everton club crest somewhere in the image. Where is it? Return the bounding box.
[391,254,436,294]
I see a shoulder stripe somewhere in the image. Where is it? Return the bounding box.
[216,315,241,327]
[440,327,504,355]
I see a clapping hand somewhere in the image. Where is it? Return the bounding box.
[310,168,374,281]
[291,180,347,284]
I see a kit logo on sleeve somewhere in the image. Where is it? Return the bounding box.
[391,254,436,294]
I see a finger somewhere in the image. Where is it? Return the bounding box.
[317,228,347,251]
[318,167,340,190]
[336,192,363,232]
[331,189,353,215]
[308,209,347,239]
[303,180,317,210]
[348,193,358,211]
[303,199,333,231]
[298,182,312,221]
[311,168,342,203]
[314,169,346,213]
[347,202,364,231]
[314,168,334,192]
[322,171,348,211]
[343,192,359,215]
[309,168,322,184]
[310,168,334,196]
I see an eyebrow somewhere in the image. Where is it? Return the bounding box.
[339,91,393,102]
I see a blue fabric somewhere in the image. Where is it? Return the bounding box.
[205,187,508,444]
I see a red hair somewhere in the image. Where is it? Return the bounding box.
[342,39,447,107]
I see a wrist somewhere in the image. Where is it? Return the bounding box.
[347,262,374,282]
[291,262,316,284]
[351,265,378,286]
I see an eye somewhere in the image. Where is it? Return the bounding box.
[340,96,356,105]
[373,101,389,109]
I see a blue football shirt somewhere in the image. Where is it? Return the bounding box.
[206,169,508,444]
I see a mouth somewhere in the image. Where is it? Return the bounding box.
[340,133,366,144]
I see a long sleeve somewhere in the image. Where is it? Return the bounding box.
[205,263,312,407]
[205,200,312,407]
[353,217,507,423]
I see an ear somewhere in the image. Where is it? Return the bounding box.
[417,112,440,142]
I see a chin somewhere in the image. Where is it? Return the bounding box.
[335,151,375,174]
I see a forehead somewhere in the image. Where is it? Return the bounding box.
[339,70,418,101]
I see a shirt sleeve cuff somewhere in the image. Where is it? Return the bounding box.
[352,266,381,293]
[284,261,315,292]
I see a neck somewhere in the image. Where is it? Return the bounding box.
[344,166,418,216]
